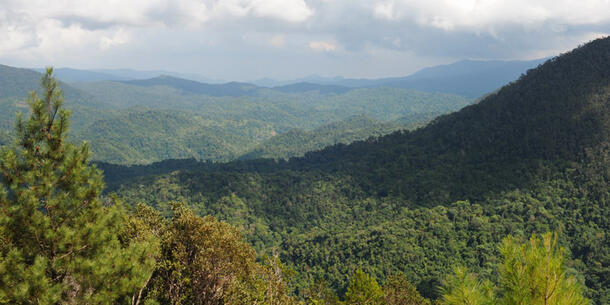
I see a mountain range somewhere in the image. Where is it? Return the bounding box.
[0,64,470,164]
[29,58,546,99]
[99,37,609,303]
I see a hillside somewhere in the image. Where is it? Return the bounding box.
[120,75,261,96]
[1,66,470,164]
[68,82,469,164]
[0,65,118,131]
[105,38,610,303]
[240,115,420,160]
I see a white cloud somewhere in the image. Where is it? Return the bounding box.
[0,0,608,79]
[100,28,131,50]
[0,0,314,57]
[248,0,313,23]
[372,0,610,32]
[309,40,337,52]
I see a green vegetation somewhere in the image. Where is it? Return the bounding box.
[240,115,415,160]
[439,233,589,305]
[1,65,470,164]
[0,68,155,304]
[0,69,298,305]
[102,37,609,304]
[1,37,608,305]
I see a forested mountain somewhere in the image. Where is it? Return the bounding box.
[102,38,610,303]
[120,75,262,96]
[0,64,118,131]
[240,115,423,160]
[1,67,469,164]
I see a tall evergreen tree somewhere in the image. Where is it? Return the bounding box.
[439,233,590,305]
[0,68,156,304]
[499,233,590,305]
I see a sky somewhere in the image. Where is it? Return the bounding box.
[0,0,609,81]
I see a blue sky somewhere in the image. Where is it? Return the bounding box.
[1,0,609,80]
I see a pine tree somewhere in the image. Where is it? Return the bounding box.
[438,267,494,305]
[499,233,589,305]
[439,232,590,305]
[0,68,156,304]
[343,270,384,305]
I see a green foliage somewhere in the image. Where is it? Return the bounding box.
[343,270,384,305]
[130,203,298,305]
[439,267,494,305]
[0,68,155,304]
[240,115,409,160]
[302,279,340,305]
[383,274,430,305]
[498,233,589,305]
[440,233,589,305]
[104,37,609,305]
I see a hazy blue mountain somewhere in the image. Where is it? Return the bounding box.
[120,75,261,97]
[255,58,547,98]
[272,82,352,94]
[92,68,224,83]
[251,75,345,87]
[372,58,549,98]
[31,67,131,82]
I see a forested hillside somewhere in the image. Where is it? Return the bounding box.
[1,67,470,164]
[240,115,426,160]
[103,37,610,303]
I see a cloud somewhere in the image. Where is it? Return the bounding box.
[372,0,610,31]
[100,28,131,50]
[248,0,313,23]
[0,0,608,79]
[309,40,337,52]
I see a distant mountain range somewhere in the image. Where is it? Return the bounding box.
[27,58,546,99]
[253,58,547,98]
[32,67,225,84]
[1,64,470,164]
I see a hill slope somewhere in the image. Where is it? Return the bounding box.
[2,65,470,164]
[105,38,610,303]
[0,65,116,131]
[239,115,430,160]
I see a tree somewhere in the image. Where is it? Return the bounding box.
[140,202,298,305]
[302,278,340,305]
[438,267,494,305]
[0,68,156,304]
[382,274,430,305]
[499,233,589,305]
[439,232,590,305]
[343,270,383,305]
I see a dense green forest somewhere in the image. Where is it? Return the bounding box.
[240,114,434,160]
[1,37,608,305]
[1,69,598,305]
[0,65,470,164]
[99,37,610,304]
